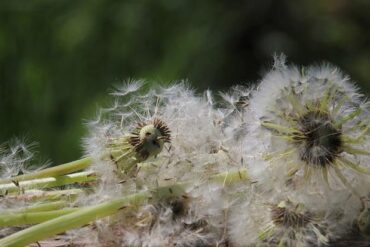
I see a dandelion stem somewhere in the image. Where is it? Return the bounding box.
[0,157,92,184]
[0,208,79,227]
[0,169,248,247]
[0,171,96,195]
[0,192,150,247]
[3,188,84,202]
[7,201,68,213]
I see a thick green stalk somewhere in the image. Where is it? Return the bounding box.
[0,192,150,247]
[0,208,78,227]
[8,201,68,213]
[4,188,83,202]
[0,157,92,184]
[0,169,248,247]
[0,171,96,195]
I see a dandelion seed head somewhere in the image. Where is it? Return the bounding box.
[270,201,312,229]
[120,198,219,247]
[228,190,345,247]
[81,80,232,217]
[244,56,370,193]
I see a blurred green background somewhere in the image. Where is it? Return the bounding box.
[0,0,369,164]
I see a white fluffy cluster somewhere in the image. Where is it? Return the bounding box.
[0,140,49,238]
[227,55,370,246]
[82,81,230,200]
[4,56,369,246]
[77,56,370,246]
[0,139,37,180]
[78,81,241,246]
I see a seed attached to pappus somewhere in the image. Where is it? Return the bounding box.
[270,201,311,229]
[108,118,171,175]
[129,118,171,160]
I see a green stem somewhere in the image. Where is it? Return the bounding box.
[8,201,68,213]
[4,188,84,202]
[0,171,96,195]
[0,157,92,184]
[0,208,78,227]
[0,169,248,247]
[0,192,150,247]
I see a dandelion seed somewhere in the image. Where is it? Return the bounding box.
[107,118,171,175]
[128,118,171,160]
[83,81,176,185]
[0,139,36,180]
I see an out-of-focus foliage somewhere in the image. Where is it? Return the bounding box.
[0,0,369,164]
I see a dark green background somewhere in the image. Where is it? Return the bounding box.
[0,0,369,164]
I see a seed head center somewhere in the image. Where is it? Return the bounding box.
[271,205,311,228]
[128,119,171,161]
[297,111,342,167]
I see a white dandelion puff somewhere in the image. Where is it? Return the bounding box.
[228,189,357,247]
[0,139,37,179]
[245,56,370,194]
[122,197,219,247]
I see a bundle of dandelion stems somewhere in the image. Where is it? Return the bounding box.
[0,154,248,246]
